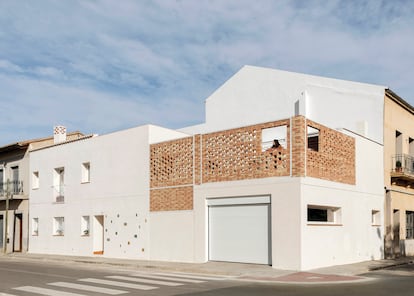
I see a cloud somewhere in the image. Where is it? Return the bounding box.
[0,0,413,145]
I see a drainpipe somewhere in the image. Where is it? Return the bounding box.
[3,179,9,253]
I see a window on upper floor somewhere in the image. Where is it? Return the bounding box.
[11,166,20,194]
[53,167,64,203]
[409,137,414,156]
[307,126,319,152]
[396,130,403,155]
[307,205,341,224]
[81,162,90,183]
[32,171,39,189]
[406,211,414,239]
[53,217,64,236]
[0,168,3,196]
[261,126,287,151]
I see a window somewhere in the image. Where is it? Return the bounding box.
[32,171,39,189]
[406,211,414,239]
[32,218,39,236]
[307,126,319,151]
[53,217,64,236]
[11,166,20,194]
[261,126,287,151]
[0,168,3,196]
[81,162,90,183]
[372,210,381,226]
[81,216,90,236]
[307,205,341,224]
[53,167,64,203]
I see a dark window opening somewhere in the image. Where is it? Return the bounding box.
[406,211,414,239]
[308,208,328,222]
[307,126,319,152]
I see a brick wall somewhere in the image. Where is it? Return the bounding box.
[305,119,355,185]
[149,116,356,211]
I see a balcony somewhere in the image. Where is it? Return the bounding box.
[391,154,414,187]
[0,180,24,198]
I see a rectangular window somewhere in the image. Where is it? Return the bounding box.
[261,126,287,151]
[32,218,39,236]
[307,126,319,152]
[32,171,39,189]
[53,217,64,236]
[53,167,64,203]
[406,211,414,239]
[372,210,381,226]
[11,166,20,194]
[81,216,90,236]
[81,162,90,183]
[307,205,341,224]
[0,169,3,196]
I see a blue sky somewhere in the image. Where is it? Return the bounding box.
[1,0,413,145]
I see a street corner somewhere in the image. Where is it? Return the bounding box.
[238,272,373,284]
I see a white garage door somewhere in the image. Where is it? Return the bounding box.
[208,196,271,265]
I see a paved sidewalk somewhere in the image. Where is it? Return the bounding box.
[2,253,413,284]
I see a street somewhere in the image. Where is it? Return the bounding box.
[0,257,413,296]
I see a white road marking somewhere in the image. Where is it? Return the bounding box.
[106,275,183,286]
[48,282,128,295]
[78,278,157,290]
[13,286,87,296]
[0,293,18,296]
[129,273,205,283]
[153,272,227,281]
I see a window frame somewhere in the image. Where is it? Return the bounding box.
[307,205,342,225]
[53,217,65,236]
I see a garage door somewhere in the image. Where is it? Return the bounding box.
[208,196,271,265]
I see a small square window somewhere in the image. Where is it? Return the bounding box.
[32,218,39,236]
[81,215,90,236]
[81,162,90,183]
[53,217,64,236]
[32,171,39,189]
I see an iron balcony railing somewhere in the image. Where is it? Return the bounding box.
[0,180,24,197]
[392,154,414,175]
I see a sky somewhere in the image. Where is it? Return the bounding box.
[1,0,413,146]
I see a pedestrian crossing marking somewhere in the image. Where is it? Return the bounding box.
[48,282,127,295]
[129,273,205,283]
[78,278,157,290]
[13,286,87,296]
[154,272,228,281]
[106,275,183,286]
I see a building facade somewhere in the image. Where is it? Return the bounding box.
[0,128,85,253]
[383,90,414,257]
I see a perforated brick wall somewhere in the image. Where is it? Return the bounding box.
[306,119,355,184]
[150,137,194,188]
[201,120,290,183]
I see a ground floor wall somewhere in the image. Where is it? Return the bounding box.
[148,176,384,271]
[0,199,28,254]
[29,195,149,259]
[384,189,414,257]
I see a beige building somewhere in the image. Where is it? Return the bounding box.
[384,89,414,257]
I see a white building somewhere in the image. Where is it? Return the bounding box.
[29,125,186,258]
[29,65,391,270]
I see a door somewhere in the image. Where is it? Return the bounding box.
[93,215,104,255]
[208,196,271,265]
[0,215,3,249]
[13,214,23,252]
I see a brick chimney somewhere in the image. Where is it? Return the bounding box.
[54,126,67,144]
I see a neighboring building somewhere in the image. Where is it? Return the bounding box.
[383,89,414,257]
[28,125,186,258]
[0,128,85,253]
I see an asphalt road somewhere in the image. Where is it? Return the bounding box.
[0,258,413,296]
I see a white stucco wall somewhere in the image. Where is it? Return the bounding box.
[300,132,384,270]
[29,124,186,259]
[180,65,385,144]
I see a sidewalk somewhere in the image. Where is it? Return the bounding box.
[2,253,413,284]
